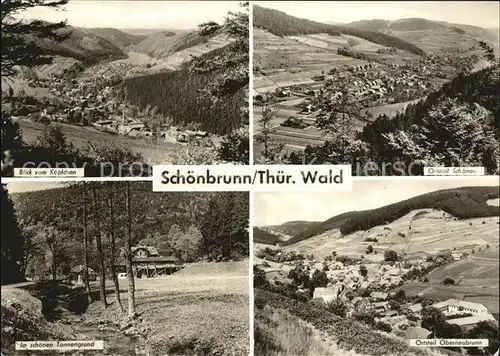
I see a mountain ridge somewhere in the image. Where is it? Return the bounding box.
[284,186,500,246]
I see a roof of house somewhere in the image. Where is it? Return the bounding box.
[372,301,389,308]
[404,327,432,339]
[371,291,388,299]
[433,299,487,311]
[70,265,96,274]
[131,246,160,256]
[408,303,422,313]
[448,314,496,326]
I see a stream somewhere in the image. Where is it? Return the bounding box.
[34,285,150,356]
[65,317,148,356]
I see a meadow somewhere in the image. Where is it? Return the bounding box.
[87,261,250,356]
[16,119,184,165]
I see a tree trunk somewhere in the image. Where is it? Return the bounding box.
[108,185,124,312]
[52,258,57,281]
[82,203,93,303]
[125,182,136,318]
[91,184,108,308]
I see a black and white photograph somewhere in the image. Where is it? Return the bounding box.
[1,0,249,177]
[253,178,499,355]
[252,1,500,175]
[1,182,250,355]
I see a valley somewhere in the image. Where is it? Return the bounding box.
[254,183,500,355]
[2,2,250,176]
[252,5,499,171]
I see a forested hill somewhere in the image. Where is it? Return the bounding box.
[285,186,500,246]
[253,227,281,245]
[10,183,249,263]
[132,30,211,59]
[266,220,321,237]
[86,27,148,49]
[253,5,425,55]
[122,44,247,135]
[36,26,127,65]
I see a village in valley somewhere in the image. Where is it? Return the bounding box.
[7,64,209,145]
[252,1,500,172]
[1,0,250,176]
[253,181,500,355]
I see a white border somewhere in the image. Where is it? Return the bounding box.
[248,0,254,167]
[248,190,255,356]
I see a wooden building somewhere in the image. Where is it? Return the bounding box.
[117,246,182,278]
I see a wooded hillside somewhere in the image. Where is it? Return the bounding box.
[287,186,500,245]
[122,43,247,135]
[253,5,425,55]
[9,183,249,280]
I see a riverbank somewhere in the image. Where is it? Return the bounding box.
[2,262,250,356]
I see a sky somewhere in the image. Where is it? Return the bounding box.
[16,1,242,30]
[256,1,500,29]
[254,178,500,226]
[5,182,63,194]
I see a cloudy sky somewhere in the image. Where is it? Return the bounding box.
[254,178,500,226]
[17,1,242,30]
[256,1,500,29]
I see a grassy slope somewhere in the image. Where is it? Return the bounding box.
[346,18,499,52]
[255,306,361,356]
[286,186,500,246]
[255,288,436,356]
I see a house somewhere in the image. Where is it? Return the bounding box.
[69,265,97,283]
[370,291,388,301]
[371,301,390,312]
[117,245,181,278]
[448,314,497,330]
[432,299,488,316]
[386,310,399,317]
[408,303,423,316]
[314,287,339,303]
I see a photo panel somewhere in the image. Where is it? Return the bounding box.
[2,0,249,179]
[1,181,250,355]
[253,178,499,355]
[252,1,499,176]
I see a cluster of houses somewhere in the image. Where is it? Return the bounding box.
[14,62,210,144]
[314,283,497,339]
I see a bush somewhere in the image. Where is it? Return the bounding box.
[326,298,347,317]
[442,277,455,285]
[384,250,398,262]
[375,321,393,332]
[353,312,375,326]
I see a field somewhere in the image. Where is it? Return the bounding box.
[281,209,499,260]
[253,29,370,92]
[252,28,422,156]
[360,99,421,120]
[88,261,249,355]
[15,119,186,165]
[390,28,494,53]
